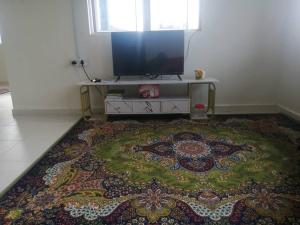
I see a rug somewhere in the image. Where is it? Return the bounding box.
[1,115,300,225]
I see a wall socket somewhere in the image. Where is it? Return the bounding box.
[71,58,87,66]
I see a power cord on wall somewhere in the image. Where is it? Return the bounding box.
[72,59,103,95]
[185,30,199,62]
[80,61,93,81]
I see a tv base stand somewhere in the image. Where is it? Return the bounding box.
[78,78,218,121]
[177,74,182,81]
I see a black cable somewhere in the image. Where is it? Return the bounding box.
[81,63,93,81]
[185,30,199,62]
[80,62,103,96]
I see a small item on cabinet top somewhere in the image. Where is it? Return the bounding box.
[139,84,160,98]
[195,69,206,80]
[91,78,102,83]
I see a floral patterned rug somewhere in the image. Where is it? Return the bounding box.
[1,115,300,225]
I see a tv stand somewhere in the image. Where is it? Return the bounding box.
[78,78,218,120]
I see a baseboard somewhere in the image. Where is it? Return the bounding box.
[12,108,82,116]
[277,104,300,122]
[215,104,279,115]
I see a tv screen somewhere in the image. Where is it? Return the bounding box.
[111,31,184,76]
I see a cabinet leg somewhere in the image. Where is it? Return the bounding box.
[207,83,216,115]
[188,83,193,116]
[100,86,108,120]
[80,85,92,120]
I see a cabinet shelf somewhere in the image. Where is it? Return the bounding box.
[78,78,218,120]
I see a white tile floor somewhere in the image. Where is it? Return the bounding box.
[0,93,80,194]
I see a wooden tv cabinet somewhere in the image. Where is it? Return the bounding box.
[78,78,218,120]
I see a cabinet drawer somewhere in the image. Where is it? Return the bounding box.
[133,101,161,113]
[105,101,133,114]
[161,100,190,113]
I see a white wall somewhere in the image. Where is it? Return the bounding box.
[0,20,8,83]
[0,45,8,83]
[73,0,284,111]
[277,0,300,118]
[0,0,298,115]
[185,0,277,107]
[0,0,80,112]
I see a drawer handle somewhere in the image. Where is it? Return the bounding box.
[172,105,179,111]
[144,102,153,113]
[114,106,121,113]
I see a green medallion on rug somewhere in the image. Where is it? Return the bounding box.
[0,115,300,225]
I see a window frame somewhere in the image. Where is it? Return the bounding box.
[87,0,201,34]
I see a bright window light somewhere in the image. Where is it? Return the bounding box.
[0,34,2,44]
[88,0,200,33]
[107,0,140,31]
[188,0,200,29]
[150,0,188,30]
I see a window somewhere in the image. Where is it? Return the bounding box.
[87,0,200,33]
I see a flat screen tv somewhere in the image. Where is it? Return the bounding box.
[111,30,184,77]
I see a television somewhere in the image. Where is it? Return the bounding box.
[111,31,184,78]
